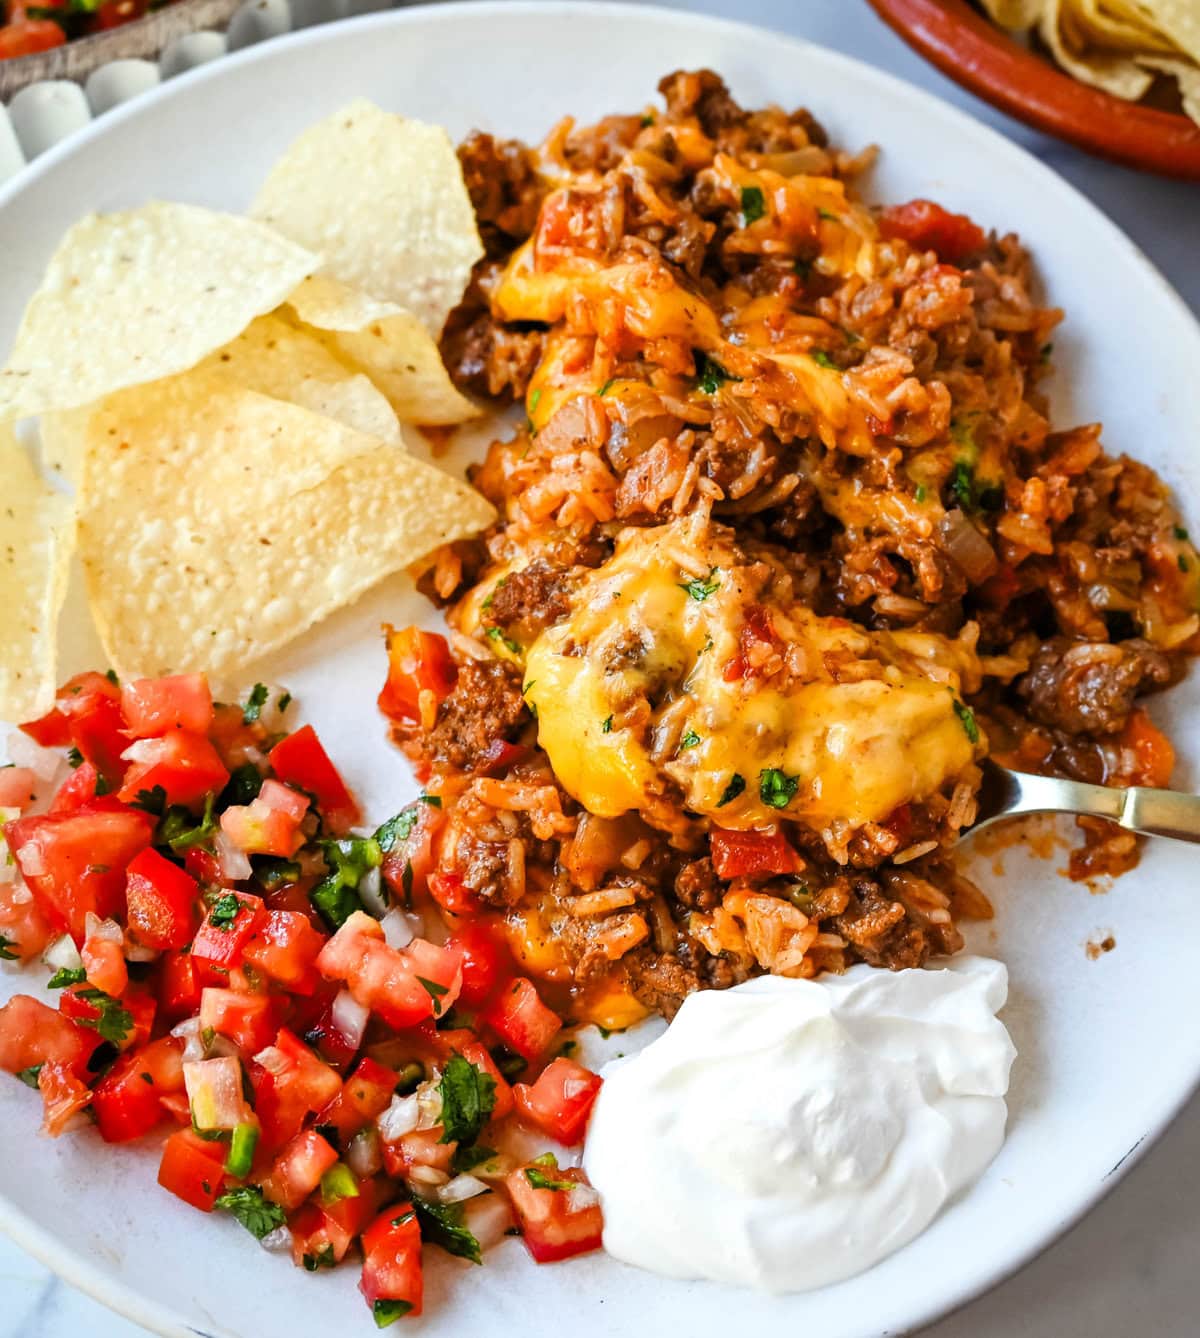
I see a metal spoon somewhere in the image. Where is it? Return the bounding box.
[965,758,1200,845]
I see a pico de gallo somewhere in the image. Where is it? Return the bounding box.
[0,669,604,1326]
[0,0,176,62]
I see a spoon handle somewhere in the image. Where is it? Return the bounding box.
[997,768,1200,845]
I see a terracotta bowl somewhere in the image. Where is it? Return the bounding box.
[866,0,1200,179]
[0,0,242,101]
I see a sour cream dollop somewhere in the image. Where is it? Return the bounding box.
[582,956,1016,1292]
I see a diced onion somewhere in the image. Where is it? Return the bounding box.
[437,1174,489,1204]
[6,732,61,782]
[330,988,369,1051]
[171,1017,207,1063]
[253,1045,289,1076]
[259,1225,292,1253]
[566,1184,601,1213]
[377,1093,421,1141]
[84,913,123,945]
[215,831,252,882]
[380,908,419,950]
[938,509,998,584]
[346,1127,383,1179]
[358,867,387,918]
[123,939,159,963]
[183,1056,247,1130]
[120,738,159,765]
[409,1165,449,1188]
[42,933,82,973]
[0,859,14,887]
[463,1192,514,1250]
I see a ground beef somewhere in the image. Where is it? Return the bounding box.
[1017,636,1171,736]
[427,659,528,770]
[833,876,929,970]
[658,69,745,138]
[457,131,543,255]
[673,857,721,911]
[485,559,573,639]
[622,939,744,1019]
[440,306,545,402]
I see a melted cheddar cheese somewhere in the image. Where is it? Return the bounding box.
[523,521,983,831]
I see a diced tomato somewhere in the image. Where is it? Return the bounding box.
[380,802,441,905]
[0,994,95,1076]
[381,1126,456,1179]
[298,992,364,1072]
[120,674,213,738]
[316,913,462,1031]
[219,799,304,859]
[190,891,265,972]
[291,1178,381,1267]
[118,731,229,811]
[378,625,457,730]
[1119,708,1175,789]
[251,1028,343,1153]
[159,948,202,1019]
[261,1128,339,1211]
[124,848,199,951]
[0,766,37,810]
[199,988,280,1055]
[93,0,149,29]
[0,881,55,962]
[513,1058,602,1146]
[4,802,155,942]
[48,762,102,814]
[269,726,360,834]
[446,921,515,1009]
[723,606,781,682]
[0,18,66,57]
[978,562,1020,610]
[91,1036,184,1143]
[474,739,529,776]
[55,672,127,786]
[427,869,482,915]
[883,803,913,847]
[878,199,986,264]
[37,1061,92,1137]
[183,845,222,887]
[81,931,128,998]
[359,1204,424,1320]
[710,827,802,880]
[157,1128,227,1211]
[242,909,325,991]
[480,977,561,1061]
[19,702,72,748]
[60,983,153,1051]
[317,1056,397,1141]
[505,1162,603,1263]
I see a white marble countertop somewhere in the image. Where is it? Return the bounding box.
[1,1,1198,1334]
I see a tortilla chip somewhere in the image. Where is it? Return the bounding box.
[0,426,75,720]
[76,385,495,678]
[286,276,478,425]
[196,314,403,445]
[977,0,1044,30]
[1068,0,1176,52]
[252,102,484,336]
[1040,1,1155,98]
[38,407,92,488]
[0,203,317,423]
[1141,0,1200,63]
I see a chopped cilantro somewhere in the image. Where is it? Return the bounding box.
[413,1197,482,1265]
[601,715,613,734]
[953,699,981,744]
[525,1165,577,1192]
[391,1210,416,1226]
[303,1245,336,1272]
[679,567,721,602]
[277,692,292,714]
[759,768,799,810]
[639,112,655,128]
[1174,525,1189,541]
[817,207,837,222]
[438,1053,497,1145]
[914,483,927,503]
[491,1047,526,1081]
[1179,554,1190,574]
[739,185,766,226]
[214,1185,286,1240]
[130,785,167,815]
[597,377,617,396]
[451,1143,498,1175]
[208,893,242,930]
[93,774,111,797]
[0,934,17,961]
[373,1300,414,1328]
[949,459,975,509]
[66,746,84,769]
[105,669,119,686]
[678,730,701,750]
[395,1061,425,1095]
[16,1064,42,1089]
[47,966,86,989]
[417,976,450,1017]
[376,806,419,852]
[73,988,133,1045]
[485,626,522,655]
[252,856,302,892]
[419,793,442,809]
[694,353,739,395]
[310,835,382,930]
[400,861,414,909]
[220,764,263,808]
[809,349,836,369]
[716,774,745,807]
[1040,342,1054,364]
[158,792,217,854]
[528,387,542,419]
[242,683,269,724]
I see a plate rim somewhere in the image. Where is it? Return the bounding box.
[2,4,1199,1336]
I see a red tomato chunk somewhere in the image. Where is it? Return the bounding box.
[514,1058,602,1146]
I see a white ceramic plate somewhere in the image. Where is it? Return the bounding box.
[2,4,1200,1336]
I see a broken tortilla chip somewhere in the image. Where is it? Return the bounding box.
[252,102,484,336]
[0,425,75,719]
[286,276,478,426]
[0,203,317,424]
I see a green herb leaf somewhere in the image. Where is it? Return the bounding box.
[252,856,302,892]
[373,1300,414,1328]
[67,747,84,769]
[451,1143,498,1175]
[1174,525,1189,542]
[694,353,739,395]
[953,699,981,745]
[949,459,976,511]
[679,567,721,602]
[413,1197,482,1265]
[214,1185,286,1240]
[310,834,383,930]
[717,774,745,807]
[220,764,263,808]
[678,730,701,750]
[73,988,133,1046]
[242,683,269,725]
[739,184,766,226]
[914,483,927,503]
[817,207,838,221]
[597,377,617,396]
[485,626,522,655]
[208,893,242,931]
[809,349,836,369]
[16,1064,42,1089]
[131,785,167,816]
[47,967,87,989]
[419,793,442,809]
[0,934,18,961]
[759,768,799,810]
[376,806,419,852]
[1179,554,1190,574]
[601,715,613,734]
[158,792,217,854]
[417,976,450,1017]
[438,1053,497,1146]
[525,1166,578,1192]
[303,1244,336,1272]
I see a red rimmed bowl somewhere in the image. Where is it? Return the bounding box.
[867,0,1200,179]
